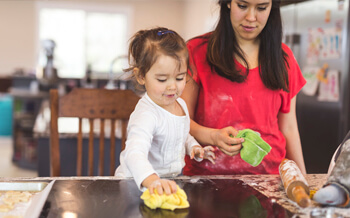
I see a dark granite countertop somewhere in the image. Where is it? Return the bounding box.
[1,174,349,217]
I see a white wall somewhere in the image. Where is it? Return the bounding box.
[0,1,37,76]
[183,0,219,40]
[0,0,218,76]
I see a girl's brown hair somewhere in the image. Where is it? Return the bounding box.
[125,27,188,80]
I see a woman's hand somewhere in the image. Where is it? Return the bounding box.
[190,145,216,164]
[211,126,243,156]
[142,174,177,195]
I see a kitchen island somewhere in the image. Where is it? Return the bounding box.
[1,174,349,217]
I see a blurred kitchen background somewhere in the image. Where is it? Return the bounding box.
[0,0,222,177]
[281,0,350,174]
[0,0,349,177]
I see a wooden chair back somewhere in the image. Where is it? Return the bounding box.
[50,88,140,176]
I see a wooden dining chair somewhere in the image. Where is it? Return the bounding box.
[50,88,140,177]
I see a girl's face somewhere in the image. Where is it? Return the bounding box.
[138,53,187,112]
[228,0,272,44]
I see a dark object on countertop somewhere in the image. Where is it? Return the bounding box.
[0,77,12,93]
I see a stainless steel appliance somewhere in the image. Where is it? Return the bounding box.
[281,0,350,173]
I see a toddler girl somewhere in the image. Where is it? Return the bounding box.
[115,27,215,195]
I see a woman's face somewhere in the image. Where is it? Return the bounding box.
[228,0,272,44]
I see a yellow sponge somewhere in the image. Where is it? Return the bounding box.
[140,185,190,210]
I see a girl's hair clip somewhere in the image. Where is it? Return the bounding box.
[157,30,174,36]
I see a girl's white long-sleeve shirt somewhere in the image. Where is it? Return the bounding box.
[114,93,200,190]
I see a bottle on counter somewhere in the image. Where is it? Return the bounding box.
[82,64,96,88]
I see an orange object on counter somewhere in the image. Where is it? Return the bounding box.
[279,158,311,208]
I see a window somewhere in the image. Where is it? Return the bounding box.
[37,2,130,78]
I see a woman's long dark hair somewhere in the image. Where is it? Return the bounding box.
[205,0,289,91]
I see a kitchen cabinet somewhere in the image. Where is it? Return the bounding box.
[34,100,123,176]
[10,76,49,170]
[11,89,48,169]
[37,137,122,176]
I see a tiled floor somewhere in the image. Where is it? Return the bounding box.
[0,137,38,177]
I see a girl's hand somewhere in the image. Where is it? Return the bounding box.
[211,126,243,156]
[191,145,216,164]
[148,179,177,195]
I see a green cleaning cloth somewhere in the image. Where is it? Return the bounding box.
[234,129,271,167]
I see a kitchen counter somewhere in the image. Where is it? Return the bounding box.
[1,174,349,217]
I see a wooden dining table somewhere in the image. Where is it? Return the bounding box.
[1,174,349,218]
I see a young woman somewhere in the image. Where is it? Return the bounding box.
[181,0,307,175]
[115,27,215,195]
